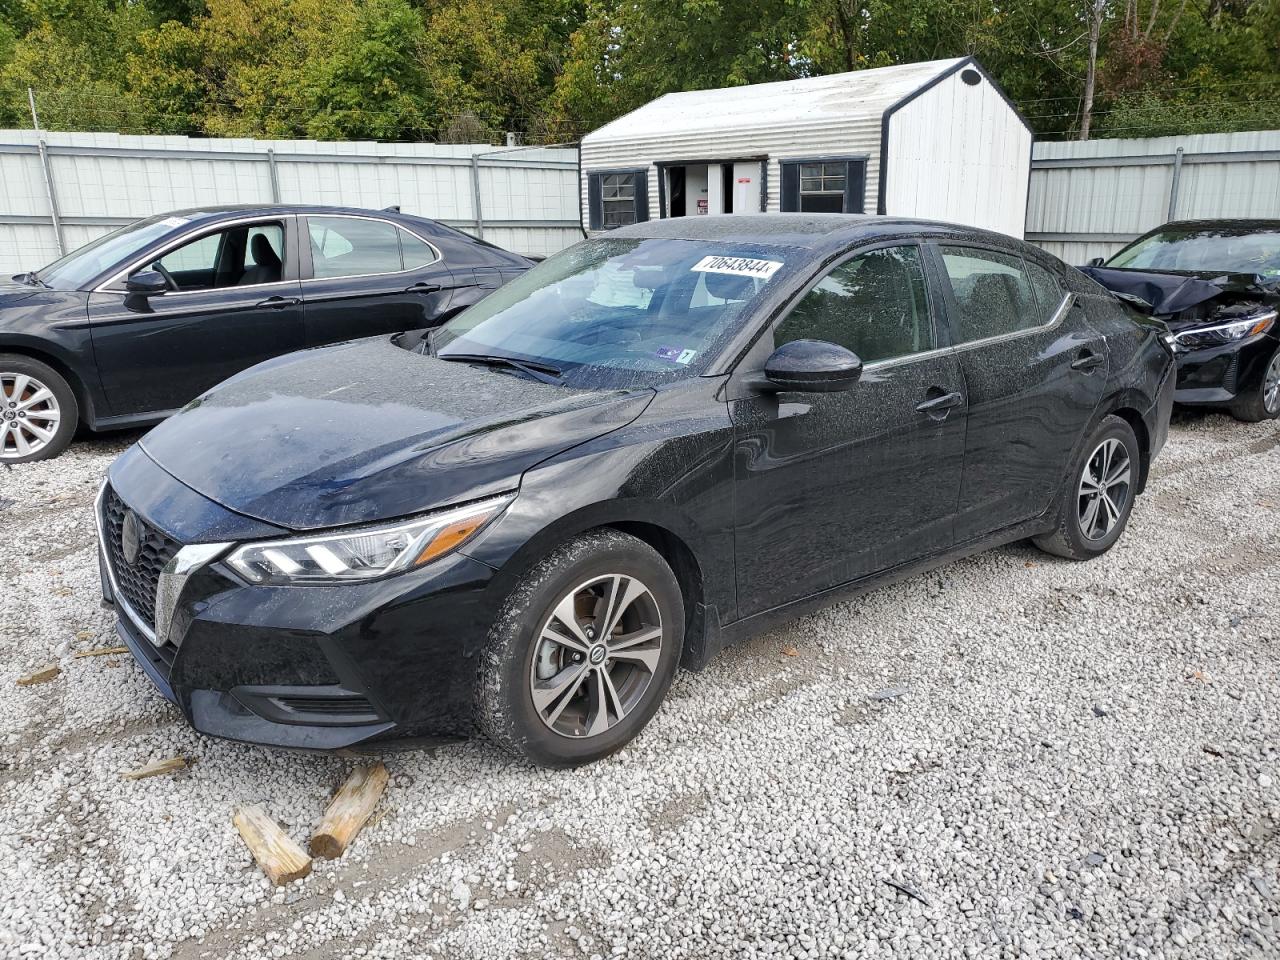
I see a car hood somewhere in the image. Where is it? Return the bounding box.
[140,337,654,530]
[0,277,43,308]
[1081,265,1280,317]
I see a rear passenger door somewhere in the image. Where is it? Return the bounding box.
[932,244,1107,542]
[300,215,460,345]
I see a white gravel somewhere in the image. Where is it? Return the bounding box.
[1,411,1278,959]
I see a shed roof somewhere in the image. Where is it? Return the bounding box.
[583,58,970,143]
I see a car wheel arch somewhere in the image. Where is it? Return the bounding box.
[0,343,95,426]
[476,504,711,665]
[1088,392,1152,495]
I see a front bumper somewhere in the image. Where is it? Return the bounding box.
[98,449,499,751]
[1173,334,1278,406]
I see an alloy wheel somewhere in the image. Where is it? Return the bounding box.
[1265,352,1280,415]
[1078,437,1131,541]
[0,372,61,460]
[530,573,664,739]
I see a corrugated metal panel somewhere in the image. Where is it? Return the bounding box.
[1027,130,1280,262]
[886,68,1031,237]
[0,130,580,272]
[581,117,887,225]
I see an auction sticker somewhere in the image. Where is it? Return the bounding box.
[159,216,191,228]
[691,255,782,280]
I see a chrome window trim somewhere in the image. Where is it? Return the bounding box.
[856,292,1074,374]
[302,213,443,283]
[948,291,1074,355]
[93,214,293,294]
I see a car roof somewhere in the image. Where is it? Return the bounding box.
[609,213,1037,257]
[138,204,446,232]
[1157,218,1280,232]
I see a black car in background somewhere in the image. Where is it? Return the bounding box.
[1083,219,1280,421]
[0,205,532,462]
[98,215,1175,767]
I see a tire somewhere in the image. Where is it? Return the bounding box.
[1033,414,1140,560]
[1229,344,1280,423]
[0,354,78,464]
[478,529,684,768]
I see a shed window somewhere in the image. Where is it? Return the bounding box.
[799,163,847,212]
[780,158,866,214]
[588,170,650,231]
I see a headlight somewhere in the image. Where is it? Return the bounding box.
[1173,309,1276,351]
[226,494,513,584]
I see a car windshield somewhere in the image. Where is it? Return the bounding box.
[1106,226,1280,277]
[433,238,797,389]
[31,217,185,290]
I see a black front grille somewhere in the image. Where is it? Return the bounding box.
[102,485,182,632]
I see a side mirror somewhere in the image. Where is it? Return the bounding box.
[753,339,863,393]
[126,271,168,296]
[1087,256,1105,268]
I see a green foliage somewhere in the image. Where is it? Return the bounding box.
[0,0,1277,141]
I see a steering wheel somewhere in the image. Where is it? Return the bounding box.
[151,262,179,292]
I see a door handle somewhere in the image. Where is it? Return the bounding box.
[405,281,442,294]
[256,296,301,309]
[1071,350,1104,372]
[915,390,963,417]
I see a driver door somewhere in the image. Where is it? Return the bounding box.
[729,241,967,616]
[88,218,305,418]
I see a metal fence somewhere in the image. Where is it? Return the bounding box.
[1027,130,1280,265]
[0,130,583,274]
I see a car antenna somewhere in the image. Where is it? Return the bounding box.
[382,205,401,213]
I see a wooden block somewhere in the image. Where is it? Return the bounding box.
[16,664,60,686]
[233,806,312,886]
[310,762,389,860]
[121,757,188,780]
[74,646,130,659]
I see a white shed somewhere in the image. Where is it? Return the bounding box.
[579,57,1032,239]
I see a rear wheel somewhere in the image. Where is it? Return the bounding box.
[1033,415,1139,560]
[0,355,78,463]
[478,529,683,768]
[1230,344,1280,423]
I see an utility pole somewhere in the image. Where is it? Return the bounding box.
[27,87,40,131]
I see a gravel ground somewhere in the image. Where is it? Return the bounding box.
[1,411,1278,960]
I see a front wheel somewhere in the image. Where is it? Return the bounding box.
[1033,414,1140,560]
[478,529,684,768]
[1230,344,1280,423]
[0,355,78,463]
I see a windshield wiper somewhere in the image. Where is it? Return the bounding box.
[12,271,48,288]
[436,352,564,386]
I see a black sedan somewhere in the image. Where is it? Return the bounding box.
[1,204,532,462]
[97,215,1175,767]
[1084,219,1280,421]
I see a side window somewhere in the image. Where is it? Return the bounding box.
[1024,260,1068,321]
[939,246,1038,344]
[155,233,223,280]
[399,229,438,269]
[774,245,933,364]
[143,221,284,291]
[308,217,402,278]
